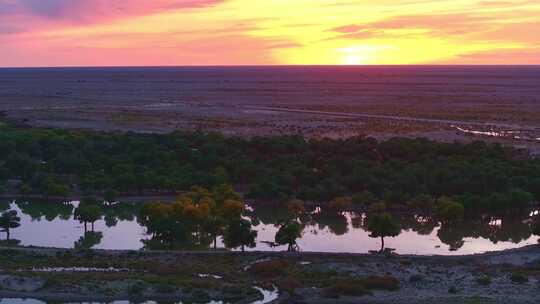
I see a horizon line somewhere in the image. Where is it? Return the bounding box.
[1,64,540,69]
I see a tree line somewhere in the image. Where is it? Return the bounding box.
[0,124,539,215]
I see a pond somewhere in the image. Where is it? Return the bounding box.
[0,200,538,255]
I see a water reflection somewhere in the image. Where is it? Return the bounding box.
[1,200,539,255]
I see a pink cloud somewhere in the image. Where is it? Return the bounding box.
[0,0,225,29]
[447,48,540,64]
[0,0,224,18]
[329,24,365,33]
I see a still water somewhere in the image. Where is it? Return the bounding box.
[1,200,538,256]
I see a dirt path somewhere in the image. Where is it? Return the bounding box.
[244,105,538,130]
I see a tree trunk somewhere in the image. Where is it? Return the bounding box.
[91,222,95,232]
[241,245,245,252]
[213,236,217,250]
[6,228,10,241]
[84,222,88,233]
[380,236,385,252]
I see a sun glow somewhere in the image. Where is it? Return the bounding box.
[342,54,366,65]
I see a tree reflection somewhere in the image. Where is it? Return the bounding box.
[437,222,465,251]
[74,231,103,250]
[312,212,349,236]
[398,214,438,235]
[6,196,540,253]
[15,200,73,221]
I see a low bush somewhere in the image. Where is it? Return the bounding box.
[128,281,146,297]
[279,277,303,294]
[362,275,400,291]
[409,274,424,283]
[250,259,290,277]
[155,284,177,293]
[323,280,372,298]
[323,275,400,298]
[476,275,491,286]
[510,273,528,284]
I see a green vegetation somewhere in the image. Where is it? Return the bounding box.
[0,124,537,216]
[138,186,256,250]
[435,197,465,222]
[367,212,401,252]
[74,231,103,250]
[275,221,303,252]
[74,202,103,232]
[510,273,529,284]
[0,210,21,241]
[476,275,492,286]
[223,219,257,252]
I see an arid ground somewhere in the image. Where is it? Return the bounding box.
[1,245,540,303]
[1,67,540,155]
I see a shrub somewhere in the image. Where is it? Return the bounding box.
[250,259,290,277]
[510,273,528,284]
[128,281,146,297]
[279,277,303,294]
[362,275,400,291]
[155,284,177,293]
[476,275,491,286]
[323,280,372,298]
[409,274,424,283]
[41,277,61,290]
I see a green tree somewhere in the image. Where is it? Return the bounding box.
[435,197,464,222]
[328,197,352,214]
[43,180,71,198]
[104,189,119,205]
[0,210,21,241]
[138,202,187,249]
[204,216,226,249]
[368,201,387,215]
[367,212,400,252]
[74,204,103,232]
[223,219,257,252]
[352,191,377,206]
[19,183,32,195]
[407,194,435,211]
[275,221,303,252]
[287,199,306,219]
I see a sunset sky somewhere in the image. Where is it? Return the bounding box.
[0,0,539,66]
